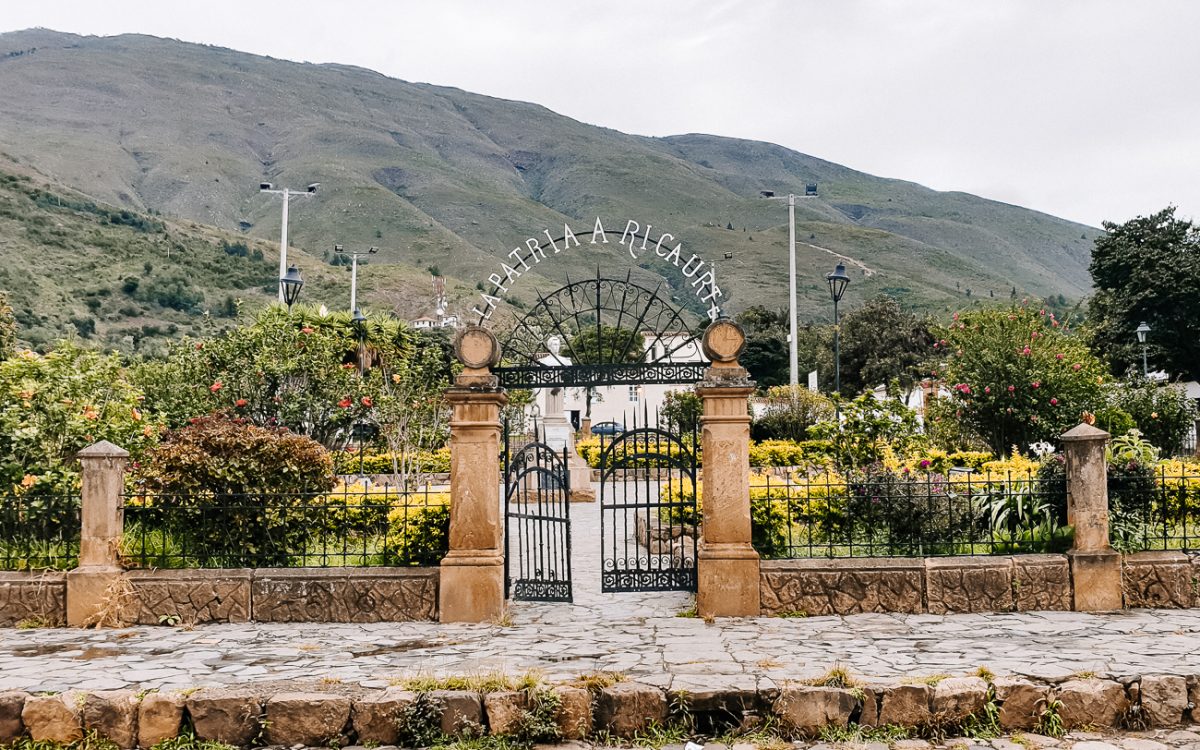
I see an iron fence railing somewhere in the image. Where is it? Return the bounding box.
[0,494,81,571]
[121,485,449,569]
[750,470,1069,559]
[1109,465,1200,552]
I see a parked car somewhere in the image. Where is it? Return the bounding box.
[590,421,625,436]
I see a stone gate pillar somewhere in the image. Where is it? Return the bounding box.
[1062,422,1122,611]
[67,440,129,626]
[440,327,508,623]
[695,320,760,617]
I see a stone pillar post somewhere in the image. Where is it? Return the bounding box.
[1061,422,1122,611]
[1193,418,1200,458]
[66,440,129,626]
[695,320,760,617]
[440,327,508,623]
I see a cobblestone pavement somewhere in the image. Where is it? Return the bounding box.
[545,731,1200,750]
[2,495,1200,694]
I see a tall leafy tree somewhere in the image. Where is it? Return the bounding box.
[838,295,934,396]
[1089,207,1200,381]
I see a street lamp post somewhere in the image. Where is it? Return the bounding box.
[352,307,368,373]
[761,191,811,386]
[335,244,378,313]
[260,182,319,304]
[280,264,304,312]
[1135,321,1151,377]
[826,263,851,397]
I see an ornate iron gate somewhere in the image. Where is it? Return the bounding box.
[598,412,699,592]
[503,431,572,602]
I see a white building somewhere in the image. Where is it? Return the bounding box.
[530,331,707,433]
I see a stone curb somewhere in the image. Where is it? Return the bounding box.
[0,674,1196,748]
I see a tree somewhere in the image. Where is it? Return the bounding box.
[838,295,934,397]
[1106,376,1198,454]
[132,305,418,448]
[735,306,830,389]
[567,325,646,419]
[933,306,1107,453]
[1089,207,1200,381]
[0,343,161,493]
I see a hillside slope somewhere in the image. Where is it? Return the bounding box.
[0,29,1098,323]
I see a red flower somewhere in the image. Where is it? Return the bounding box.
[361,396,373,407]
[235,399,248,407]
[338,397,353,409]
[1050,398,1059,406]
[1056,353,1064,360]
[984,386,991,394]
[209,381,223,393]
[1007,385,1015,392]
[1031,381,1040,388]
[1021,346,1031,355]
[301,326,314,334]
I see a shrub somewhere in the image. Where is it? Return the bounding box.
[0,343,159,494]
[752,385,835,441]
[386,501,450,566]
[1107,377,1197,454]
[661,388,702,435]
[131,415,335,566]
[808,393,924,471]
[335,447,452,476]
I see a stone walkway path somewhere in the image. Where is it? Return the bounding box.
[2,495,1200,694]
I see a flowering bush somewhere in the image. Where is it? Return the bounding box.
[0,343,160,494]
[1106,377,1197,454]
[932,306,1107,453]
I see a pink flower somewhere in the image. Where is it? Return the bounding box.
[919,459,931,469]
[952,313,959,321]
[209,381,223,393]
[361,396,373,407]
[1050,398,1059,406]
[1031,331,1039,338]
[1022,347,1031,355]
[1056,353,1064,360]
[984,386,991,394]
[301,326,314,334]
[1032,381,1040,388]
[1008,385,1015,392]
[1072,363,1082,371]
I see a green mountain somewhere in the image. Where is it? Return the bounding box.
[0,28,1099,342]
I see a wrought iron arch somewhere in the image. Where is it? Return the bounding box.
[495,270,709,389]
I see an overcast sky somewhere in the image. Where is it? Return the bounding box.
[3,0,1196,228]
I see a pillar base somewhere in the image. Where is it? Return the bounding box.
[439,551,505,623]
[66,566,128,627]
[1068,549,1123,611]
[697,542,761,618]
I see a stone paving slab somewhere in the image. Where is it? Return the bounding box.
[1,606,1199,693]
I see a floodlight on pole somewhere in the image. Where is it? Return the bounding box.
[335,244,379,313]
[260,182,319,304]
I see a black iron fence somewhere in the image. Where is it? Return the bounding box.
[0,494,80,571]
[1109,465,1200,552]
[121,484,449,569]
[749,470,1069,558]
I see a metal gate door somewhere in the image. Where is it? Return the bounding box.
[504,436,572,602]
[598,415,698,592]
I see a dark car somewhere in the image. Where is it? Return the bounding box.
[590,421,625,436]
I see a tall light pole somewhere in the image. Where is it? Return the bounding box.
[826,263,851,396]
[1135,321,1151,377]
[334,244,378,313]
[260,182,319,303]
[788,194,798,386]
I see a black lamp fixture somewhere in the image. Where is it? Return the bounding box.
[352,308,367,326]
[825,263,852,400]
[1135,321,1151,376]
[280,264,304,310]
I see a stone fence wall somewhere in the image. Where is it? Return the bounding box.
[761,551,1200,616]
[0,567,437,628]
[0,672,1196,747]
